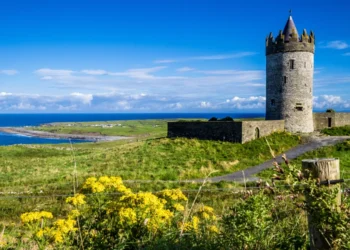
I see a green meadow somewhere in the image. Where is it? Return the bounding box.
[0,119,300,220]
[1,120,350,249]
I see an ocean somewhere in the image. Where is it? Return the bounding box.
[0,113,264,146]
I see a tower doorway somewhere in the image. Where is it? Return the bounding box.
[255,127,260,139]
[328,118,332,128]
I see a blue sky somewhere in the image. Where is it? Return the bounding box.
[1,0,350,113]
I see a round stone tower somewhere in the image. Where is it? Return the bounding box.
[265,14,315,133]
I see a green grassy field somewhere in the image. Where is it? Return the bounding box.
[321,125,350,136]
[27,119,205,138]
[2,119,349,221]
[2,121,350,249]
[0,131,300,186]
[0,120,300,221]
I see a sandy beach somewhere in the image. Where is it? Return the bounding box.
[0,127,132,142]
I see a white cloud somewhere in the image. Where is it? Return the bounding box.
[81,69,108,75]
[0,92,13,96]
[41,76,54,80]
[153,59,176,64]
[109,66,168,79]
[191,52,256,60]
[0,91,271,112]
[224,96,266,109]
[244,83,265,87]
[35,68,74,76]
[320,41,349,50]
[166,102,182,109]
[343,52,350,56]
[70,92,93,105]
[313,95,350,109]
[154,52,256,64]
[34,68,98,85]
[199,101,211,108]
[1,70,18,75]
[176,67,195,72]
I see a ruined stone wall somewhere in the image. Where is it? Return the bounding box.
[241,120,285,143]
[167,122,243,142]
[167,120,285,144]
[334,113,350,127]
[313,112,350,130]
[266,51,314,133]
[313,112,335,130]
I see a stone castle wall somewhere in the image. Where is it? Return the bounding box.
[242,120,285,143]
[334,113,350,127]
[266,51,314,133]
[314,112,350,130]
[167,120,285,143]
[167,122,243,143]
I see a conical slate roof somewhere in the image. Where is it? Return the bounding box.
[283,16,299,42]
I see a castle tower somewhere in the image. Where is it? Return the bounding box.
[265,14,315,133]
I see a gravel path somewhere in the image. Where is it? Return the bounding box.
[207,136,350,183]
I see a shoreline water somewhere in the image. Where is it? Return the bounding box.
[0,127,132,142]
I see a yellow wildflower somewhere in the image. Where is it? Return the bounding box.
[50,230,64,243]
[36,229,45,238]
[208,225,219,234]
[53,219,77,234]
[20,211,53,223]
[66,193,86,206]
[202,212,210,220]
[192,216,199,231]
[91,182,105,193]
[173,203,185,212]
[198,205,214,214]
[157,189,188,201]
[118,208,137,225]
[0,239,7,248]
[83,177,105,193]
[197,205,216,220]
[182,216,200,232]
[68,209,81,219]
[83,176,131,193]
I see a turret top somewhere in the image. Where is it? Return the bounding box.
[265,12,315,55]
[283,16,299,42]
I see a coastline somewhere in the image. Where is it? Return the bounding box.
[0,127,133,142]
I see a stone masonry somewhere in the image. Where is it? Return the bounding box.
[314,112,350,130]
[265,15,315,133]
[168,120,284,144]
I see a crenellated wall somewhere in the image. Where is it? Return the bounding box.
[265,29,315,56]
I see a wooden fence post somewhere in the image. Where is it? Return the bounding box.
[302,158,341,250]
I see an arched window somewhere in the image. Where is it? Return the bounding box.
[255,127,260,139]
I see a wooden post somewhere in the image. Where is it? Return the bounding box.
[302,158,341,250]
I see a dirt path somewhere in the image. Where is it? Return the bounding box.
[208,136,350,183]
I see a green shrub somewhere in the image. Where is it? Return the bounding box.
[321,125,350,136]
[219,116,234,121]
